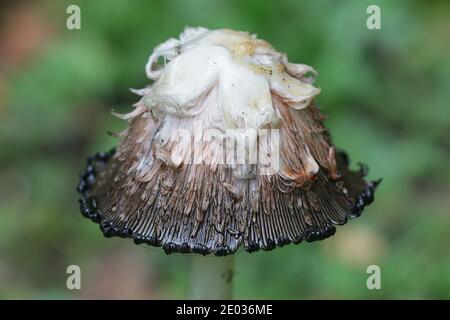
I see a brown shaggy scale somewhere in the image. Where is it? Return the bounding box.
[78,96,379,256]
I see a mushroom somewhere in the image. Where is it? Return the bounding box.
[78,27,380,257]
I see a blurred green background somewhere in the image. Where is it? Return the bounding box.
[0,0,449,299]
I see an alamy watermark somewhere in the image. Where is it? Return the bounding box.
[366,265,381,290]
[163,122,280,175]
[366,5,381,30]
[66,5,81,30]
[66,265,81,290]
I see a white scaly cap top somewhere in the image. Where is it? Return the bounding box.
[142,27,320,131]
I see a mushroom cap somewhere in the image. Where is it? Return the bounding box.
[77,27,380,256]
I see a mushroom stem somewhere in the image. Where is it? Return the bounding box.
[190,255,235,300]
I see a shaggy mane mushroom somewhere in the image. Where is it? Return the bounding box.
[78,27,380,256]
